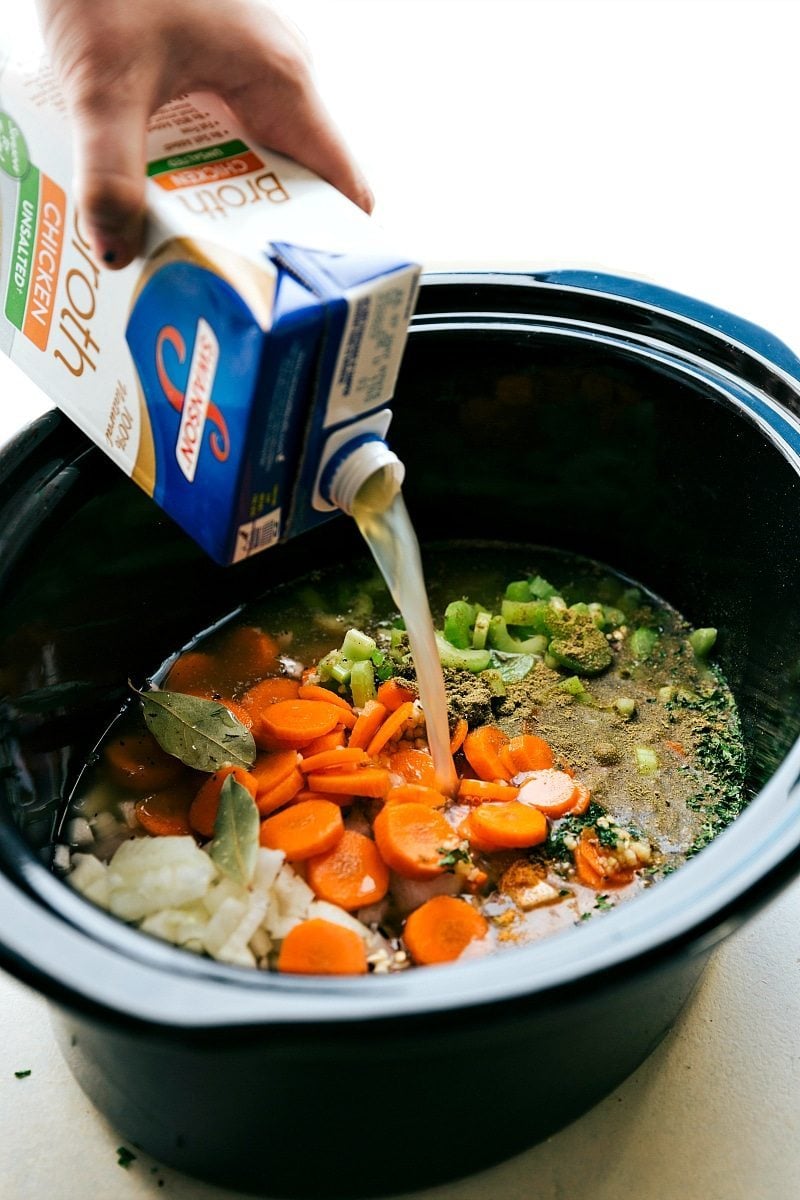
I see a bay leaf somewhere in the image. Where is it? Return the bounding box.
[137,687,256,772]
[209,775,259,886]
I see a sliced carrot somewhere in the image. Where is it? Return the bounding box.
[387,747,437,787]
[458,778,519,803]
[135,781,196,837]
[250,749,300,797]
[366,701,415,758]
[376,678,417,712]
[219,625,280,693]
[449,718,469,755]
[403,895,489,965]
[574,828,635,888]
[465,802,548,852]
[335,707,358,730]
[306,768,391,799]
[568,783,591,816]
[240,677,301,717]
[307,830,389,910]
[298,684,354,712]
[385,784,447,808]
[500,734,554,777]
[302,728,347,756]
[260,798,344,859]
[189,765,259,837]
[517,769,581,818]
[164,651,218,698]
[299,747,368,773]
[291,787,353,808]
[260,700,342,748]
[463,726,512,782]
[256,767,304,816]
[104,730,185,793]
[277,918,367,975]
[349,701,388,751]
[373,802,458,880]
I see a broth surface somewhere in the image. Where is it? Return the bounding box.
[65,544,745,972]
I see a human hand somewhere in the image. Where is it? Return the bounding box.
[35,0,374,268]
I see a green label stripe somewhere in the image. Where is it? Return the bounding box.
[146,139,250,177]
[4,165,39,331]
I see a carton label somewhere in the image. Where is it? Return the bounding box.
[4,165,66,349]
[173,317,220,482]
[147,138,265,191]
[0,56,419,564]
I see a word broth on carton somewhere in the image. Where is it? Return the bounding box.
[0,57,419,563]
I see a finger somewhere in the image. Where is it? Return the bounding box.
[67,89,152,269]
[227,74,374,214]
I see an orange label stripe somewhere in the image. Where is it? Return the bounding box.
[22,172,66,351]
[153,150,265,191]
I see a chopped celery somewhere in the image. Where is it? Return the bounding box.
[528,575,558,600]
[630,627,659,660]
[443,600,476,649]
[525,634,549,656]
[588,602,605,628]
[615,697,636,718]
[472,610,492,650]
[558,675,586,697]
[504,581,531,602]
[348,593,374,624]
[544,652,559,670]
[341,629,377,662]
[569,602,590,617]
[350,660,376,708]
[316,650,340,682]
[689,627,717,658]
[634,746,659,775]
[619,587,642,615]
[331,657,353,685]
[602,606,626,630]
[482,670,507,697]
[434,633,491,673]
[488,616,547,655]
[389,627,406,649]
[500,599,550,632]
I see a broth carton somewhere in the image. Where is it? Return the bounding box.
[0,56,419,563]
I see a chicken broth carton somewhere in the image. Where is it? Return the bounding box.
[0,57,419,563]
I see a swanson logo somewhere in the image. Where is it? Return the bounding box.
[155,318,229,481]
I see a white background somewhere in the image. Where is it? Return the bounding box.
[2,2,800,1198]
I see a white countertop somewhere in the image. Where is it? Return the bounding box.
[2,2,800,1197]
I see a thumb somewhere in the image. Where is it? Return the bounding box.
[67,90,151,269]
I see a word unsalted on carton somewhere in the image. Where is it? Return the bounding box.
[0,59,419,564]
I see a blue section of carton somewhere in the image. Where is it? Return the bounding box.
[228,267,325,562]
[125,242,415,565]
[268,242,417,542]
[126,261,263,563]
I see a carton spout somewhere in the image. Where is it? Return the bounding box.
[320,435,405,516]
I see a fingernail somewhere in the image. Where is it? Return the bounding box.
[93,232,133,271]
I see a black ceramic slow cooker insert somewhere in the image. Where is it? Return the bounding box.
[2,271,800,1198]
